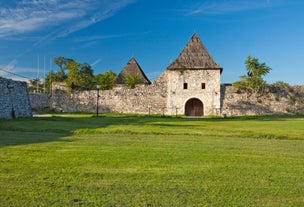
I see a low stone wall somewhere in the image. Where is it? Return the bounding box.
[221,85,304,116]
[50,73,168,115]
[46,81,304,116]
[0,78,32,119]
[29,93,51,111]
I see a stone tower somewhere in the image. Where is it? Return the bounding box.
[165,33,223,116]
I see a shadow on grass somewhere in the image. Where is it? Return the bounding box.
[0,130,73,147]
[0,114,303,147]
[0,115,195,147]
[0,115,154,147]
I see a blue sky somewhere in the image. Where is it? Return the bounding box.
[0,0,303,85]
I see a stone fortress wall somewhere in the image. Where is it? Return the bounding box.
[0,77,32,119]
[49,72,168,115]
[221,84,304,116]
[28,33,304,117]
[30,81,304,116]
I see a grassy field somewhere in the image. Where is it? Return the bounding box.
[0,114,304,206]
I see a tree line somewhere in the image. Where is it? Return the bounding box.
[28,56,140,93]
[28,55,286,94]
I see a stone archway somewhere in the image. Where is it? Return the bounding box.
[185,98,204,116]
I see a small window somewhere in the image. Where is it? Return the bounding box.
[183,83,188,89]
[201,83,206,89]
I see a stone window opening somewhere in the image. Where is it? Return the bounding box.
[201,83,206,89]
[184,83,188,89]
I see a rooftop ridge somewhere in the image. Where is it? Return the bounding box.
[167,33,222,72]
[117,57,151,84]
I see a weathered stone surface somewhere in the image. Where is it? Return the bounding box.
[166,69,221,116]
[221,85,304,116]
[0,78,32,119]
[30,81,304,116]
[49,72,168,115]
[29,93,51,111]
[34,81,304,116]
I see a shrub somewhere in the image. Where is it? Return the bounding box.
[123,74,141,89]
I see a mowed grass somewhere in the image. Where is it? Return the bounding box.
[0,115,304,206]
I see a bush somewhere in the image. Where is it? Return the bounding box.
[271,81,290,88]
[123,74,141,89]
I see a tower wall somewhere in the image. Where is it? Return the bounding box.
[166,69,221,116]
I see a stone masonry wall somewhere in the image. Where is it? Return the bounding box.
[221,85,304,116]
[45,75,304,116]
[29,93,51,111]
[0,78,32,119]
[50,72,168,115]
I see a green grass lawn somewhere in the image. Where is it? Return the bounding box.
[1,114,304,206]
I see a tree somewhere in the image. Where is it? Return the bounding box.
[123,73,141,89]
[28,78,43,93]
[54,68,67,82]
[233,56,271,93]
[78,63,94,89]
[44,69,69,92]
[44,70,56,92]
[53,56,72,81]
[95,70,117,90]
[51,57,94,90]
[54,56,73,71]
[65,60,80,89]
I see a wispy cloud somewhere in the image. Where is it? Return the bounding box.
[0,0,136,38]
[91,59,102,67]
[0,63,37,81]
[188,0,283,15]
[0,0,135,78]
[73,31,151,48]
[73,34,130,43]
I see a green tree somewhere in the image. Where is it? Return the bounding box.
[54,68,67,82]
[54,56,73,71]
[51,57,94,90]
[65,61,94,90]
[53,56,72,81]
[65,60,79,89]
[123,73,141,89]
[95,70,117,90]
[233,56,271,93]
[78,63,94,89]
[44,70,55,92]
[44,69,68,93]
[28,78,43,93]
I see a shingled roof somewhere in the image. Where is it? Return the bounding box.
[117,57,151,84]
[167,33,223,72]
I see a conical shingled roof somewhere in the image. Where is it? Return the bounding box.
[167,33,222,72]
[117,57,151,84]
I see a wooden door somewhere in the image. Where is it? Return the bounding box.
[185,98,204,116]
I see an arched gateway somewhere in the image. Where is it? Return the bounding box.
[185,98,204,116]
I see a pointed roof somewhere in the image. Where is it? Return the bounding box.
[167,33,222,72]
[117,57,151,84]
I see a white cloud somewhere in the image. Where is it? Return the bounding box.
[0,0,136,38]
